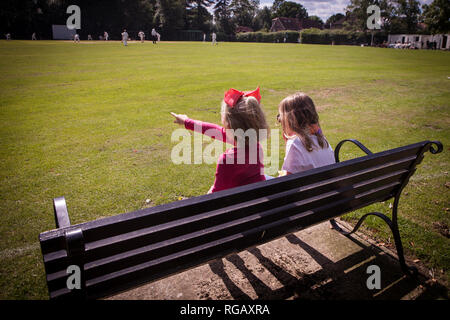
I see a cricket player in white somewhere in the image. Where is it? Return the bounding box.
[32,32,37,40]
[138,31,145,43]
[122,29,129,46]
[74,33,80,42]
[104,31,109,41]
[212,32,217,45]
[151,28,157,44]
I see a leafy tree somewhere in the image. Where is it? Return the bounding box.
[271,0,285,17]
[214,0,234,34]
[254,6,273,31]
[325,13,345,28]
[274,1,308,19]
[345,0,375,31]
[421,0,449,34]
[154,0,186,35]
[344,0,420,33]
[308,15,324,29]
[186,0,214,31]
[393,0,421,33]
[230,0,260,28]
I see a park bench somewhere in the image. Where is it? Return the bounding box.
[38,139,442,299]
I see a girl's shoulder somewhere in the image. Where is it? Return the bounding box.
[287,136,306,151]
[287,135,332,153]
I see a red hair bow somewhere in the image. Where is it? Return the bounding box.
[224,87,261,107]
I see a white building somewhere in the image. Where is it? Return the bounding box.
[387,34,450,49]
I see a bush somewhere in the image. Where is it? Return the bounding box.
[236,30,300,43]
[217,32,236,42]
[300,29,387,45]
[235,29,387,45]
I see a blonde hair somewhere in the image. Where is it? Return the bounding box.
[278,92,329,152]
[221,96,269,143]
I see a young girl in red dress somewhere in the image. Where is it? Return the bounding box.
[171,87,269,193]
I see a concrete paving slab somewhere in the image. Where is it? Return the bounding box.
[107,220,448,300]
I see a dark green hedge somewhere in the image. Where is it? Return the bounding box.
[236,31,300,43]
[236,29,387,45]
[300,28,369,45]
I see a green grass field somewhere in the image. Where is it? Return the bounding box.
[0,40,449,299]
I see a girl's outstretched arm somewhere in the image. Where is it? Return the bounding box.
[170,112,231,144]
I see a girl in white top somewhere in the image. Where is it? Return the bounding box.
[277,92,335,175]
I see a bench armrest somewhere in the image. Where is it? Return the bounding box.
[334,139,373,163]
[428,141,443,154]
[53,196,71,229]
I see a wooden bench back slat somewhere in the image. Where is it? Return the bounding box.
[39,141,435,299]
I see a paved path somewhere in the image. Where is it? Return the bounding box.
[108,220,447,300]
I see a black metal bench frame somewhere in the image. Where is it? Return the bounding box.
[38,139,443,299]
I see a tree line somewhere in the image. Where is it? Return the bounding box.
[0,0,448,40]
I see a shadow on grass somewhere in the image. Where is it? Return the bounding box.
[209,233,448,300]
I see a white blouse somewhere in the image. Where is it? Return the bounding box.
[282,135,335,174]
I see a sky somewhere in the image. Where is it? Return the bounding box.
[257,0,433,22]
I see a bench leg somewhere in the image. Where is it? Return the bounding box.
[330,200,417,277]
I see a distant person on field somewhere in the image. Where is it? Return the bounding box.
[203,33,206,42]
[156,32,160,42]
[138,31,145,43]
[212,32,217,45]
[6,33,11,40]
[74,33,80,42]
[104,31,109,41]
[170,87,268,193]
[87,34,92,40]
[276,93,335,176]
[121,29,129,46]
[32,32,37,40]
[151,28,157,44]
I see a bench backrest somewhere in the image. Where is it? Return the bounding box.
[38,140,440,299]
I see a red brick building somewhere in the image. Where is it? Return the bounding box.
[270,17,323,32]
[235,26,254,33]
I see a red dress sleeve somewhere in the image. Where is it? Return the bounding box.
[184,118,234,145]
